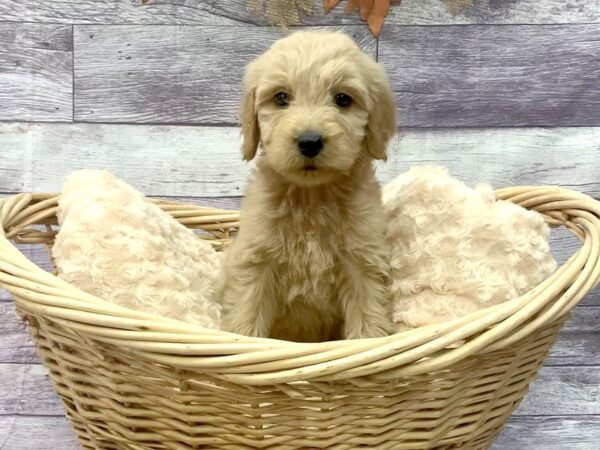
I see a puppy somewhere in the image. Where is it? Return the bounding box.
[218,31,396,342]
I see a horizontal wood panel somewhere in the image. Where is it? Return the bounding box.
[73,25,376,123]
[1,296,597,365]
[492,415,600,450]
[0,126,32,191]
[1,363,599,416]
[385,127,600,198]
[387,0,600,25]
[0,364,65,415]
[380,24,600,127]
[0,301,38,364]
[514,367,600,415]
[546,306,600,365]
[0,416,79,450]
[0,0,359,26]
[1,414,599,450]
[0,0,249,26]
[1,123,599,197]
[0,23,73,122]
[1,0,598,26]
[2,227,597,304]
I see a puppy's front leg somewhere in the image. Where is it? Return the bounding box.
[220,262,277,338]
[340,258,394,339]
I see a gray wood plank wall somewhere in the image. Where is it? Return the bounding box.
[1,0,600,449]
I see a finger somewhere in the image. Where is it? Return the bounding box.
[323,0,341,14]
[367,13,385,37]
[367,0,390,37]
[346,0,360,12]
[360,0,374,21]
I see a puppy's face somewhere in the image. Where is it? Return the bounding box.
[240,32,396,187]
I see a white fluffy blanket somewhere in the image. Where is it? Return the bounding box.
[383,166,556,329]
[53,170,222,329]
[53,166,556,332]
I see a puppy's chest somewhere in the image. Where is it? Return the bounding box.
[270,207,349,305]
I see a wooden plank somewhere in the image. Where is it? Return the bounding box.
[580,291,600,307]
[0,123,32,192]
[546,306,600,366]
[492,416,600,450]
[0,363,598,423]
[1,292,597,367]
[73,25,376,124]
[0,23,72,122]
[0,416,79,450]
[1,124,599,197]
[514,367,600,416]
[385,128,600,198]
[0,0,360,26]
[0,0,246,26]
[1,0,597,26]
[1,206,595,296]
[0,415,598,450]
[0,301,39,364]
[379,24,600,127]
[0,364,65,416]
[1,225,596,300]
[7,123,250,197]
[388,0,600,25]
[0,295,595,365]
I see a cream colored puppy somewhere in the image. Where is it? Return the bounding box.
[218,31,396,342]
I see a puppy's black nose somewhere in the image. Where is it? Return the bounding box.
[297,131,323,158]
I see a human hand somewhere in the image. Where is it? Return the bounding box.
[324,0,396,37]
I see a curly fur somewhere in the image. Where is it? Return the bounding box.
[218,31,396,342]
[53,170,222,329]
[383,166,557,330]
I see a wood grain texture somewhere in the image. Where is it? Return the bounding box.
[73,25,376,123]
[0,0,359,26]
[1,123,599,197]
[0,362,599,416]
[380,24,600,127]
[387,0,600,25]
[0,124,32,192]
[0,301,38,364]
[492,416,600,450]
[515,367,600,415]
[0,23,73,122]
[1,0,598,26]
[1,2,600,447]
[0,364,65,416]
[2,228,598,300]
[546,306,600,365]
[0,297,596,365]
[1,415,599,450]
[0,416,79,450]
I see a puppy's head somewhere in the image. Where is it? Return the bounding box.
[240,31,396,187]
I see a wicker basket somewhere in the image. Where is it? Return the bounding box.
[1,186,599,450]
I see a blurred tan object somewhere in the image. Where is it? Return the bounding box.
[248,0,400,34]
[444,0,479,15]
[248,0,314,26]
[327,0,401,37]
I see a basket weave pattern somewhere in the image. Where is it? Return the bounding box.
[1,186,599,449]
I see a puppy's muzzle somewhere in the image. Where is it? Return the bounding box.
[297,131,323,158]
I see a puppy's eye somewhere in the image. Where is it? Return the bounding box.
[274,92,289,107]
[334,93,353,108]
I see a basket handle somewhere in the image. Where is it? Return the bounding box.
[1,188,599,386]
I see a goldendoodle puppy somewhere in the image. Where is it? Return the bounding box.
[218,31,396,342]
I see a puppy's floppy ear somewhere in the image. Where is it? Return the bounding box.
[240,67,260,161]
[365,62,396,161]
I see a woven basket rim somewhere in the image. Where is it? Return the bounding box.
[1,186,599,385]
